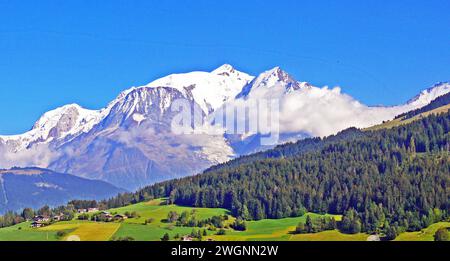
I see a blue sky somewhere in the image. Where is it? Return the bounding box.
[0,0,449,134]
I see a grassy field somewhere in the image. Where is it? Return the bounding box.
[109,198,229,226]
[111,199,229,241]
[203,213,361,241]
[39,221,121,241]
[395,222,450,241]
[0,199,230,241]
[0,222,71,241]
[289,230,369,241]
[0,199,446,241]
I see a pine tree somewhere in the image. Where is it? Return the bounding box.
[409,136,416,155]
[305,215,313,233]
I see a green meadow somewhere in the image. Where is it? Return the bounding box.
[0,199,446,241]
[0,222,73,241]
[110,198,229,241]
[395,222,450,241]
[207,213,346,241]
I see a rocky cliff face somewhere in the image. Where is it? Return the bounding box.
[49,87,233,190]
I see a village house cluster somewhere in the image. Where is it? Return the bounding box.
[29,208,130,228]
[95,211,128,222]
[181,235,214,242]
[76,207,99,214]
[30,214,64,228]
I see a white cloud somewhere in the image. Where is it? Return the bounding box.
[0,143,60,169]
[216,84,416,138]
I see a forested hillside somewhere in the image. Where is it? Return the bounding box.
[210,88,450,174]
[2,110,448,238]
[136,110,449,236]
[205,127,366,174]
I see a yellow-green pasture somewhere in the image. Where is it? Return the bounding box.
[395,222,450,241]
[0,199,446,241]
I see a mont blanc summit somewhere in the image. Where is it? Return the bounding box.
[1,65,448,190]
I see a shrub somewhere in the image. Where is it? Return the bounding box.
[56,231,67,238]
[216,229,226,235]
[434,228,449,241]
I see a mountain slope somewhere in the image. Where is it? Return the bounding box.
[135,109,449,235]
[205,127,366,174]
[406,82,450,107]
[232,69,449,137]
[147,64,253,113]
[236,67,311,98]
[0,168,125,214]
[48,87,234,190]
[0,64,252,155]
[0,65,448,190]
[210,90,450,172]
[0,104,103,152]
[367,92,450,131]
[398,91,450,120]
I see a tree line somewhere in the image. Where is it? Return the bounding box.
[138,110,450,237]
[1,110,448,239]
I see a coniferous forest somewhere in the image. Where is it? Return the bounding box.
[132,110,450,236]
[1,111,448,238]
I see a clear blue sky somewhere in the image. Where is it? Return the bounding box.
[0,0,449,134]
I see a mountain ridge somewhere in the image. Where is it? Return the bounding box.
[0,65,449,190]
[96,106,450,237]
[1,66,447,150]
[0,167,125,214]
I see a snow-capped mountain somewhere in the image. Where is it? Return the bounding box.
[100,87,190,128]
[0,64,448,190]
[236,67,311,98]
[0,64,251,153]
[146,64,253,113]
[47,85,234,190]
[10,65,249,190]
[407,82,450,107]
[231,68,450,137]
[0,104,103,152]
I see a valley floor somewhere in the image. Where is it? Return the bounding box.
[0,199,448,241]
